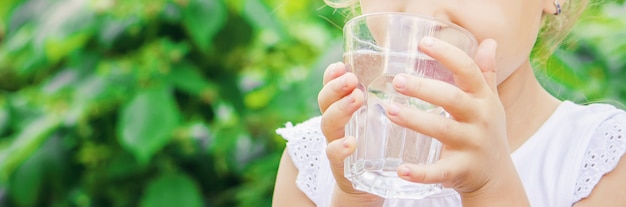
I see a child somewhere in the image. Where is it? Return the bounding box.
[273,0,626,206]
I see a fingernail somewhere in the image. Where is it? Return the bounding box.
[339,75,348,90]
[387,103,400,116]
[328,64,337,76]
[332,62,343,71]
[351,89,363,105]
[421,36,434,47]
[393,75,407,90]
[398,166,410,176]
[346,89,356,105]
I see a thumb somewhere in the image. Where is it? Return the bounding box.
[474,39,498,94]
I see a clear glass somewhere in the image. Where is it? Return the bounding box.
[343,12,477,199]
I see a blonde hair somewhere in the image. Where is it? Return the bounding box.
[533,0,590,63]
[324,0,591,64]
[323,0,358,9]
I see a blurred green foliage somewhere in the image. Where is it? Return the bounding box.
[0,0,624,207]
[538,1,626,105]
[0,0,344,206]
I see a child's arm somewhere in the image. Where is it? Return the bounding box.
[272,150,316,207]
[574,154,626,206]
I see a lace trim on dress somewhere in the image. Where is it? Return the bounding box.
[276,116,326,204]
[574,113,626,201]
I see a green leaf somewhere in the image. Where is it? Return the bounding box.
[169,63,218,98]
[118,85,180,165]
[43,28,92,65]
[97,17,135,48]
[0,25,47,77]
[0,0,20,20]
[0,98,8,136]
[139,173,204,207]
[8,148,43,207]
[0,115,61,183]
[244,84,276,110]
[182,0,227,52]
[8,134,68,207]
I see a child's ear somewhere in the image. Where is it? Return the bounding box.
[542,0,563,15]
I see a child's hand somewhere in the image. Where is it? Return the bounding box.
[386,37,529,206]
[318,63,383,207]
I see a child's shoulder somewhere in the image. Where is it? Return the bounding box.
[276,116,323,142]
[275,116,330,205]
[552,101,626,143]
[558,101,625,127]
[514,101,626,205]
[567,101,626,202]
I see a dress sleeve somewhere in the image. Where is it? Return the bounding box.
[573,112,626,202]
[276,116,334,206]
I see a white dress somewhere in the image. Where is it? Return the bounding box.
[276,101,626,207]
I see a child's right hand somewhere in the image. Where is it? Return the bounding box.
[317,63,383,207]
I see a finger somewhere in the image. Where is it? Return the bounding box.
[474,39,498,94]
[386,101,471,146]
[323,62,347,86]
[419,37,488,94]
[326,136,358,191]
[318,72,359,113]
[392,74,475,121]
[397,155,468,186]
[321,88,365,142]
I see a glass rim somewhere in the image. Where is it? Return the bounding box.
[343,12,478,44]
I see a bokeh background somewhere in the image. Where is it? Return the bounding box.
[0,0,624,206]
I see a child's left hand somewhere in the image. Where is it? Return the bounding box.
[385,37,529,206]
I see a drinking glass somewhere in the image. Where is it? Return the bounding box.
[343,12,477,199]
